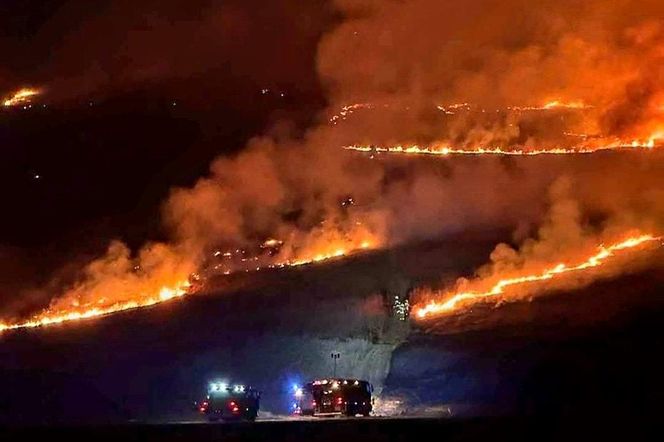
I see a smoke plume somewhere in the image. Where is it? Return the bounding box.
[3,0,664,326]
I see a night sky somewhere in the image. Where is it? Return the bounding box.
[0,1,332,270]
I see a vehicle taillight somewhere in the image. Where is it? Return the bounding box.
[312,400,317,407]
[336,397,343,405]
[229,401,239,413]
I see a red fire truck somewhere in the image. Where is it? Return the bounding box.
[292,379,373,417]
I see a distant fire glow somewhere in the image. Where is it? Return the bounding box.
[3,88,40,107]
[415,234,662,319]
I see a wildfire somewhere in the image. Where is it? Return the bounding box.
[415,234,662,319]
[333,99,662,155]
[287,240,372,267]
[0,280,192,333]
[507,100,592,111]
[329,103,375,125]
[3,88,40,107]
[343,138,658,157]
[436,102,471,114]
[0,236,378,333]
[647,130,664,146]
[331,99,590,121]
[209,235,377,275]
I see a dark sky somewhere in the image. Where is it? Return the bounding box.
[0,0,333,97]
[0,0,333,258]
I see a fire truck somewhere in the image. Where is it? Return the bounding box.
[292,379,373,417]
[198,382,260,422]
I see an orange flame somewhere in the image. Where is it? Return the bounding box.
[334,99,661,154]
[287,239,373,267]
[210,231,378,275]
[647,129,664,146]
[415,234,662,319]
[3,88,40,107]
[0,236,378,333]
[329,103,375,125]
[0,280,192,333]
[507,100,593,111]
[344,138,658,157]
[332,100,591,120]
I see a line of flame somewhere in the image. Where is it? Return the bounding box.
[0,241,375,333]
[0,281,192,333]
[334,99,592,119]
[416,234,662,319]
[217,241,373,274]
[344,140,657,157]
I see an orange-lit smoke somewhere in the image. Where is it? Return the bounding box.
[318,1,664,153]
[0,241,195,332]
[335,99,662,156]
[415,234,662,319]
[411,174,664,319]
[0,231,379,331]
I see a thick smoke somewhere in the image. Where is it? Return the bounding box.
[159,132,390,281]
[318,0,664,145]
[157,0,664,255]
[4,0,664,324]
[414,175,663,312]
[45,241,195,314]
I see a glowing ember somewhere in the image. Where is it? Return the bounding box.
[329,103,375,125]
[3,88,40,107]
[436,102,472,114]
[275,234,376,268]
[210,236,377,274]
[0,280,192,332]
[415,234,662,319]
